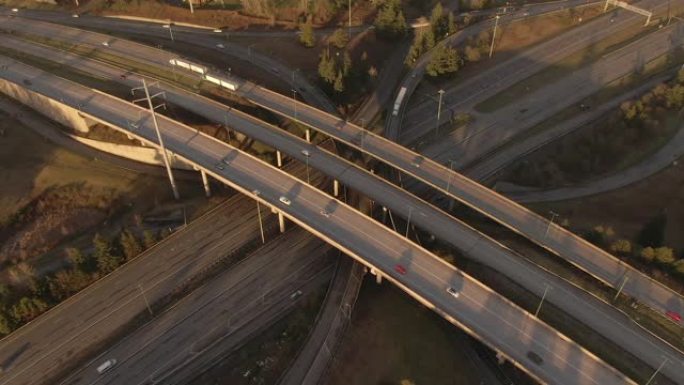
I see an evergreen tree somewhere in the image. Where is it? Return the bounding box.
[318,48,337,84]
[334,70,345,93]
[330,28,348,48]
[93,233,122,274]
[342,51,352,77]
[299,15,315,48]
[447,12,457,35]
[426,45,461,77]
[143,229,158,249]
[11,297,48,323]
[120,229,143,261]
[374,0,407,39]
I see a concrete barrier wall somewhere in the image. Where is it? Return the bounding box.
[69,134,195,170]
[0,78,93,133]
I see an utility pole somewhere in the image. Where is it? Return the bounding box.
[405,207,413,238]
[436,89,445,138]
[253,190,266,244]
[534,284,549,317]
[134,79,179,200]
[489,15,500,58]
[301,149,311,184]
[645,357,669,385]
[613,275,629,300]
[545,211,559,238]
[139,283,153,316]
[348,0,352,39]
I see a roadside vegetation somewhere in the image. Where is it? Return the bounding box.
[507,68,684,188]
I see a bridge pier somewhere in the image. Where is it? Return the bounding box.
[333,179,339,197]
[200,169,211,197]
[305,128,311,143]
[276,150,283,168]
[369,267,382,284]
[278,211,286,233]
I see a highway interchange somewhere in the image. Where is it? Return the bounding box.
[0,54,634,384]
[0,29,682,382]
[0,2,681,380]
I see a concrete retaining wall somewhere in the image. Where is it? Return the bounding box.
[69,135,195,170]
[0,78,93,133]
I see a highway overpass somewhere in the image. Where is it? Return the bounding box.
[0,56,635,385]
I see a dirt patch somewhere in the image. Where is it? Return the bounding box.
[0,184,116,264]
[326,280,504,385]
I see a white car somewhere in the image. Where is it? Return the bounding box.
[279,196,291,206]
[216,43,225,49]
[72,14,79,18]
[11,8,18,12]
[213,28,222,33]
[446,287,460,298]
[101,41,110,47]
[96,359,117,374]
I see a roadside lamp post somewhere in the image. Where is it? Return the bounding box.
[613,275,629,300]
[446,159,456,193]
[489,15,500,58]
[436,89,445,138]
[252,190,266,244]
[645,357,669,385]
[534,284,550,317]
[545,211,559,238]
[301,149,311,184]
[405,207,413,239]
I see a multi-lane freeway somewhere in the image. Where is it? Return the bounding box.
[4,32,681,382]
[0,56,634,385]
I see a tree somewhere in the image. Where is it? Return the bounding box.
[464,45,481,62]
[11,297,48,323]
[426,45,461,77]
[678,67,684,84]
[299,15,315,48]
[143,229,158,249]
[654,247,676,265]
[610,239,632,255]
[120,229,142,261]
[447,12,457,35]
[49,270,92,300]
[640,246,655,262]
[318,48,337,84]
[93,233,122,274]
[330,28,348,48]
[673,259,684,277]
[66,247,85,266]
[333,70,345,93]
[0,313,12,335]
[665,84,684,108]
[374,0,407,39]
[342,51,352,77]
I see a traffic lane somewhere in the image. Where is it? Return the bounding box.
[0,198,266,385]
[19,39,677,379]
[1,58,632,384]
[242,78,684,322]
[403,0,663,127]
[71,232,330,385]
[424,25,682,168]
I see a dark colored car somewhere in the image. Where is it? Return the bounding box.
[527,351,543,365]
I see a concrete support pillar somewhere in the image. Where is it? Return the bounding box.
[375,270,382,284]
[333,179,339,197]
[200,169,211,197]
[278,211,286,233]
[276,150,283,168]
[448,199,455,212]
[305,129,311,143]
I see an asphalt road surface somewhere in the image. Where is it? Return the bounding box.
[5,35,681,382]
[0,56,635,385]
[62,228,333,385]
[0,194,278,385]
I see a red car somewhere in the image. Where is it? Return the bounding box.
[666,310,682,323]
[394,264,407,275]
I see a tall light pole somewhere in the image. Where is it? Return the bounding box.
[301,149,311,184]
[405,207,413,238]
[253,190,265,244]
[135,79,179,200]
[348,0,352,38]
[545,211,559,238]
[535,284,549,317]
[446,159,455,193]
[188,0,194,14]
[435,89,445,138]
[489,15,500,58]
[168,23,175,42]
[645,357,669,385]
